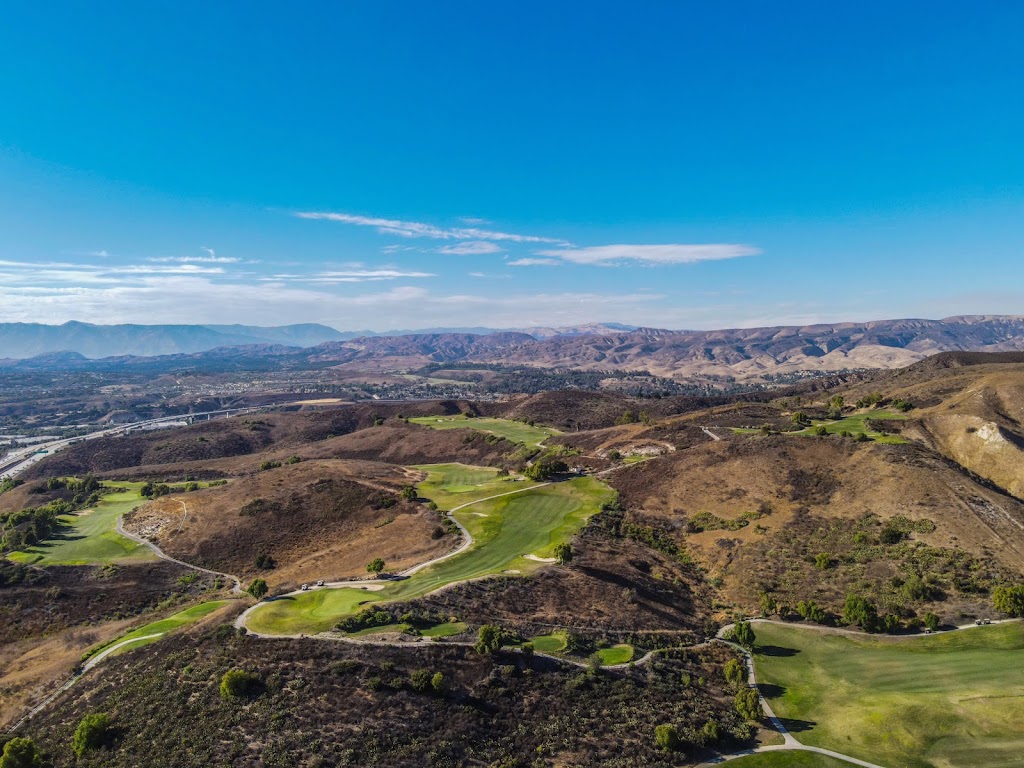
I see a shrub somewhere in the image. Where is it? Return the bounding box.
[654,724,679,751]
[430,672,446,693]
[992,585,1024,616]
[735,687,762,721]
[258,460,281,471]
[366,558,385,575]
[553,542,573,564]
[732,621,756,649]
[475,625,504,654]
[399,485,417,501]
[843,594,880,632]
[72,712,113,756]
[723,658,746,689]
[220,669,263,700]
[0,738,43,768]
[409,669,432,692]
[246,578,268,600]
[796,599,829,624]
[814,552,832,570]
[923,612,940,631]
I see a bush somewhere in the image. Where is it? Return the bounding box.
[430,672,446,693]
[246,578,268,600]
[258,460,281,471]
[0,738,43,768]
[735,687,761,721]
[475,625,504,654]
[923,612,940,631]
[992,585,1024,616]
[73,712,113,756]
[723,658,746,689]
[843,594,880,632]
[220,669,263,700]
[553,542,573,564]
[814,552,832,570]
[654,724,679,751]
[366,558,385,575]
[410,669,432,692]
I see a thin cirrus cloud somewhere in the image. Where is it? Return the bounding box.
[437,241,504,255]
[508,258,559,267]
[266,268,435,284]
[295,210,760,268]
[294,211,568,244]
[535,244,762,265]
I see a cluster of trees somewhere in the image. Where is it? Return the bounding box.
[0,498,70,552]
[523,454,568,481]
[992,585,1024,616]
[0,711,114,766]
[615,409,653,426]
[140,481,199,498]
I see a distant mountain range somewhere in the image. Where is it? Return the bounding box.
[0,321,638,359]
[2,316,1023,380]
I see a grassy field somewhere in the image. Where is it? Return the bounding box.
[7,482,155,566]
[753,622,1024,768]
[85,600,229,659]
[408,415,559,447]
[596,644,634,665]
[412,463,539,510]
[530,633,568,653]
[246,472,615,635]
[726,753,856,768]
[731,410,907,444]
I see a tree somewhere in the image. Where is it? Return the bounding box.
[553,542,573,564]
[615,409,638,426]
[475,624,504,654]
[723,658,746,689]
[430,671,446,693]
[843,593,880,632]
[409,669,432,692]
[220,669,263,700]
[654,724,680,751]
[759,592,778,617]
[0,738,43,768]
[732,620,756,649]
[246,578,268,600]
[73,712,113,756]
[366,558,385,576]
[923,612,940,631]
[791,412,809,427]
[812,425,829,436]
[399,485,417,501]
[735,687,762,721]
[992,585,1024,617]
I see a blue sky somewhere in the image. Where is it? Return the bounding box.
[1,1,1021,331]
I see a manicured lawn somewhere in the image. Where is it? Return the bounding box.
[413,463,539,510]
[530,633,568,653]
[7,482,155,566]
[726,752,855,768]
[246,472,615,635]
[420,621,468,638]
[753,622,1024,768]
[596,644,634,665]
[408,415,559,447]
[86,600,229,659]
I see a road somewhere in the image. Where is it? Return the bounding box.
[0,407,263,480]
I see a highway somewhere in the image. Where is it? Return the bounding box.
[0,407,263,480]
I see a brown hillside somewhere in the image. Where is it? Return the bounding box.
[609,435,1024,619]
[122,460,454,586]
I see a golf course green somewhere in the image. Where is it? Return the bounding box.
[245,469,615,635]
[408,415,559,447]
[752,621,1024,768]
[7,482,155,566]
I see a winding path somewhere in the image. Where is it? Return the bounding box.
[234,482,552,636]
[116,504,243,594]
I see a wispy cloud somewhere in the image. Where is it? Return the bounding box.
[147,255,242,264]
[266,268,435,284]
[294,211,568,244]
[438,241,503,255]
[535,244,761,266]
[508,258,559,267]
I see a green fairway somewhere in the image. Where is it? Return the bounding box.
[246,473,615,635]
[413,463,539,510]
[596,644,634,665]
[530,633,568,653]
[408,415,559,447]
[752,622,1024,768]
[86,600,229,659]
[420,621,467,638]
[7,482,155,566]
[726,752,855,768]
